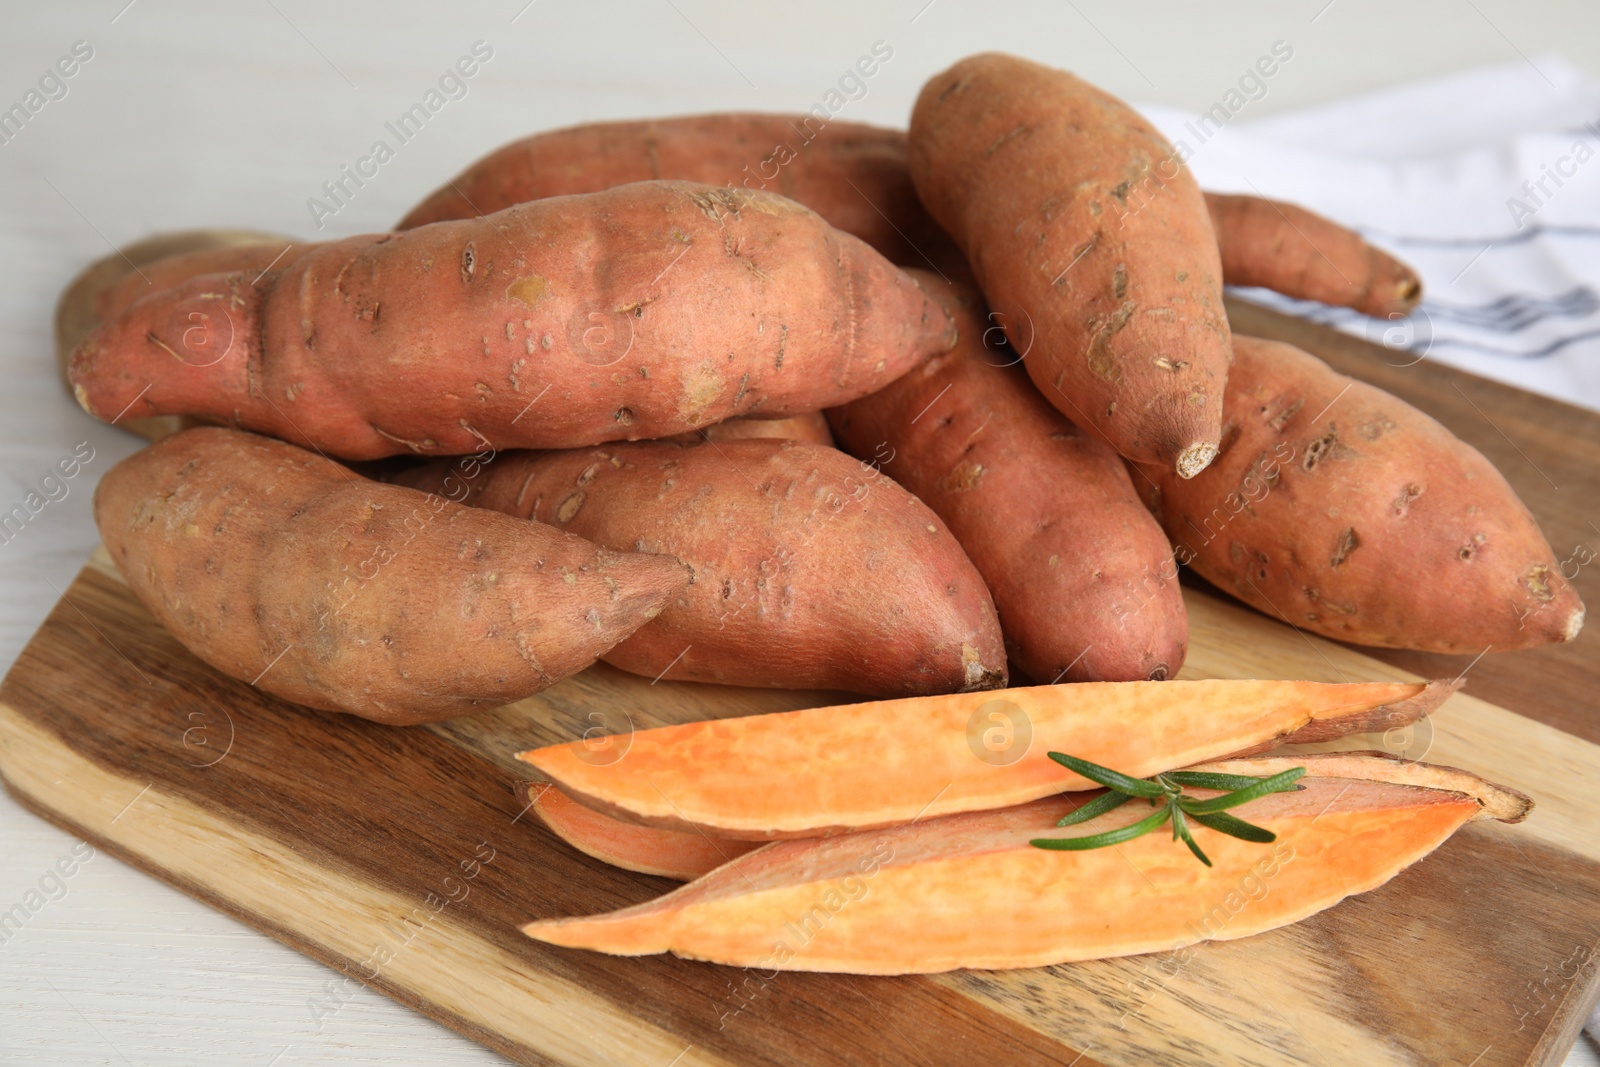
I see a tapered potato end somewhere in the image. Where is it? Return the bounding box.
[1193,750,1534,824]
[1175,441,1219,479]
[1280,677,1459,745]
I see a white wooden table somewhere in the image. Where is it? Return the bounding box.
[3,2,1597,1063]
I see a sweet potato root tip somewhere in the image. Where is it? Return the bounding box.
[521,755,1499,973]
[1176,441,1219,479]
[519,678,1450,839]
[1562,605,1585,642]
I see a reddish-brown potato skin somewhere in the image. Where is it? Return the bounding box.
[70,181,955,460]
[1132,336,1584,652]
[663,409,834,448]
[94,428,689,724]
[95,243,313,324]
[393,440,1008,696]
[1206,195,1422,317]
[398,114,961,272]
[909,53,1230,478]
[830,274,1186,683]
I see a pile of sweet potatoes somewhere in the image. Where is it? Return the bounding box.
[65,50,1572,974]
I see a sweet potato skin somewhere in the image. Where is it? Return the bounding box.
[95,242,311,324]
[664,409,834,447]
[525,782,758,880]
[94,428,689,723]
[1133,336,1584,651]
[909,53,1230,477]
[1207,194,1422,316]
[829,273,1186,683]
[393,439,1007,696]
[398,114,958,271]
[69,181,954,459]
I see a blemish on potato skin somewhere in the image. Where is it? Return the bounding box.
[1524,563,1555,601]
[939,462,986,491]
[1302,427,1344,470]
[1360,416,1397,441]
[506,275,547,309]
[1393,483,1423,514]
[1262,398,1303,432]
[1086,301,1135,383]
[555,492,585,523]
[1330,527,1360,568]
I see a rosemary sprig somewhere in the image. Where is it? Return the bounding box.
[1030,752,1307,867]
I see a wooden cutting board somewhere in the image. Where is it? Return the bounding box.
[4,301,1598,1067]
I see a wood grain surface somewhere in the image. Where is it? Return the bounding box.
[2,302,1598,1065]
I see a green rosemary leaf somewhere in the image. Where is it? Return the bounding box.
[1172,808,1213,867]
[1178,767,1308,814]
[1056,790,1134,827]
[1165,770,1302,791]
[1031,804,1171,851]
[1186,809,1278,844]
[1046,752,1166,798]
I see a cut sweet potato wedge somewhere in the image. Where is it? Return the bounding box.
[519,679,1456,839]
[522,754,1528,973]
[524,782,758,881]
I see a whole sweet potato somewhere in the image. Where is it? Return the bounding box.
[1207,194,1421,317]
[1132,336,1584,651]
[393,439,1007,696]
[95,427,689,723]
[909,53,1230,478]
[398,114,957,271]
[69,181,954,459]
[830,273,1186,682]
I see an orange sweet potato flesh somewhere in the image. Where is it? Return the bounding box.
[520,677,1455,839]
[392,439,1007,696]
[830,271,1186,683]
[69,181,954,460]
[94,427,689,724]
[1207,194,1422,317]
[663,409,833,448]
[526,782,758,880]
[1132,335,1585,651]
[397,114,958,272]
[523,754,1524,973]
[909,53,1230,478]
